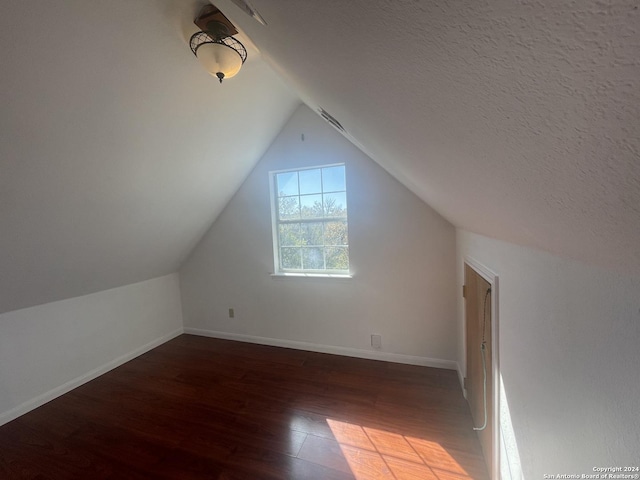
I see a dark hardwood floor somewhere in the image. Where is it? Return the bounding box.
[0,335,489,479]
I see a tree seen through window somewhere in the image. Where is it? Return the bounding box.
[272,165,349,273]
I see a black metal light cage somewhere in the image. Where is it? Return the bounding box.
[189,31,248,64]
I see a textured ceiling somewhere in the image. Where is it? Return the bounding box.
[2,0,638,313]
[0,0,299,313]
[216,0,640,272]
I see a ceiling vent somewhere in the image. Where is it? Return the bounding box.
[229,0,267,25]
[318,108,345,133]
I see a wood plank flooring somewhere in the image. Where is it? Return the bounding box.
[0,335,489,479]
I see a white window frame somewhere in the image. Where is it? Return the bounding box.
[269,163,351,278]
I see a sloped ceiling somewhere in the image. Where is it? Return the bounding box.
[0,0,299,314]
[2,0,638,314]
[216,0,640,272]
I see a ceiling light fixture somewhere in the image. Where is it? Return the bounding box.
[189,4,247,84]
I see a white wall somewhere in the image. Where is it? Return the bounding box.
[457,230,640,477]
[0,273,183,425]
[180,105,457,365]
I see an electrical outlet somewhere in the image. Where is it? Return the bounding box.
[228,308,235,318]
[371,334,382,349]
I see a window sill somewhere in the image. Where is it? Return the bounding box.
[270,272,353,279]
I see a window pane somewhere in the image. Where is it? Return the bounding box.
[279,223,301,246]
[278,196,300,220]
[302,247,324,270]
[281,247,301,269]
[276,171,298,196]
[300,194,323,219]
[325,247,349,270]
[271,164,349,274]
[322,166,345,192]
[301,222,323,246]
[324,221,348,246]
[323,192,347,217]
[299,168,322,195]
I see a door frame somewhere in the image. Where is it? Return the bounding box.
[463,256,500,479]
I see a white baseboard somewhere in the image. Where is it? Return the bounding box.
[0,327,183,427]
[184,328,457,370]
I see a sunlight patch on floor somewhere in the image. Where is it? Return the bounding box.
[327,418,472,480]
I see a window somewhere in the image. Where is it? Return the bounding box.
[270,164,350,275]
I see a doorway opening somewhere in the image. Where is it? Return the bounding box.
[464,259,499,477]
